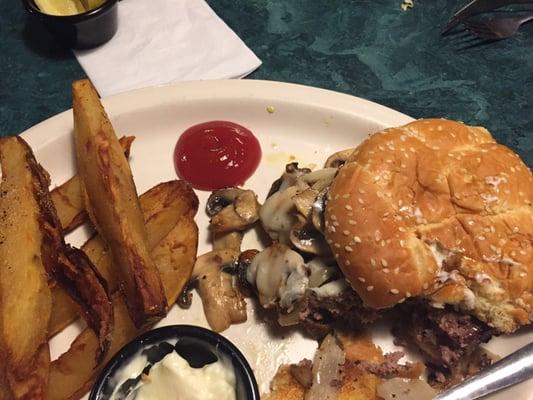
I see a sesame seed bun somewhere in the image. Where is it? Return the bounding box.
[325,119,533,333]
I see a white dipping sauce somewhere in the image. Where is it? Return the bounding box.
[110,348,236,400]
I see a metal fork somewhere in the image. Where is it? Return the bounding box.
[464,11,533,39]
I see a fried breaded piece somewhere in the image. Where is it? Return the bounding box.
[263,365,305,400]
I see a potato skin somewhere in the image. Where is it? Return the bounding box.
[51,135,135,233]
[48,180,199,336]
[0,137,52,399]
[73,79,167,328]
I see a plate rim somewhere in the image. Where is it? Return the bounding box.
[20,79,414,147]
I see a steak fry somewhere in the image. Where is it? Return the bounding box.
[47,181,199,337]
[0,137,52,398]
[73,79,166,328]
[51,135,135,232]
[25,142,113,361]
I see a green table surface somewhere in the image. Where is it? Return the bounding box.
[1,0,532,165]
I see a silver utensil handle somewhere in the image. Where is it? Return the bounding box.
[434,342,533,400]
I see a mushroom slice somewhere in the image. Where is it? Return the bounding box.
[311,188,328,233]
[324,148,355,168]
[213,231,243,252]
[300,167,337,189]
[290,221,332,256]
[246,244,309,311]
[260,185,299,243]
[267,162,312,198]
[293,188,319,220]
[192,250,246,332]
[206,188,242,217]
[209,189,260,233]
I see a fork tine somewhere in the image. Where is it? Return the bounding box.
[463,21,496,38]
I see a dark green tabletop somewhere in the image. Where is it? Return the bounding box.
[1,0,532,165]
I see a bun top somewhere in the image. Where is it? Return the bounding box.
[325,119,533,333]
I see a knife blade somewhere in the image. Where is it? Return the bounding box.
[442,0,533,34]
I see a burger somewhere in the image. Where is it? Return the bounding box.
[243,118,533,386]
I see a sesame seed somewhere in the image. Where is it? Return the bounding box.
[490,245,499,252]
[331,215,337,220]
[366,286,374,292]
[394,267,400,274]
[358,277,366,282]
[511,167,516,172]
[335,194,340,200]
[345,205,353,211]
[390,288,400,295]
[399,227,407,232]
[345,245,353,252]
[345,260,351,266]
[358,198,364,204]
[349,220,356,225]
[342,230,350,236]
[400,240,405,248]
[409,147,416,153]
[334,243,341,248]
[327,239,333,244]
[511,251,517,257]
[353,236,362,243]
[519,272,527,277]
[371,258,376,267]
[333,221,339,227]
[513,227,519,233]
[478,235,486,241]
[468,220,474,225]
[490,226,496,233]
[330,226,336,232]
[519,250,527,256]
[383,268,390,274]
[406,291,412,297]
[381,259,388,267]
[423,283,429,290]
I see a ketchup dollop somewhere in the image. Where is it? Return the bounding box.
[174,121,262,191]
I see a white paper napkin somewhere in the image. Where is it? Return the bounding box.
[74,0,262,97]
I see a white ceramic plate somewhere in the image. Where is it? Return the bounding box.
[22,80,532,399]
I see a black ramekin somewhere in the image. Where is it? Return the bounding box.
[22,0,118,49]
[89,325,260,400]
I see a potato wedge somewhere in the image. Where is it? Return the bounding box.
[48,284,80,336]
[48,296,137,400]
[73,79,166,327]
[51,135,135,232]
[48,215,198,400]
[19,136,114,361]
[48,180,199,337]
[0,137,52,397]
